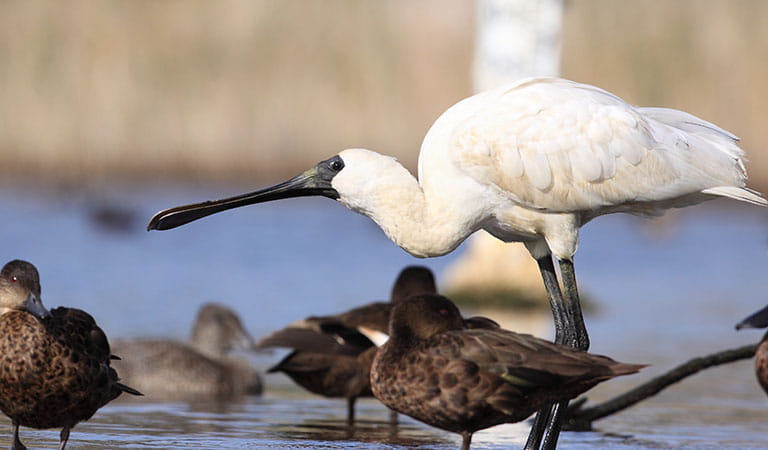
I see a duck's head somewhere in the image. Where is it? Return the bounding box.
[0,260,50,319]
[191,303,255,357]
[389,266,437,304]
[147,148,408,231]
[389,294,465,342]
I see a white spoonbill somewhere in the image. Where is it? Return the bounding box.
[149,76,766,353]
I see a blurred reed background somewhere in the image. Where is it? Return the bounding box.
[0,0,766,187]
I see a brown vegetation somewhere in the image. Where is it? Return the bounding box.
[0,1,766,188]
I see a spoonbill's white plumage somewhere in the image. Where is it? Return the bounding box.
[148,77,765,447]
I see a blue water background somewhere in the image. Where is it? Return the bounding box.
[0,183,766,448]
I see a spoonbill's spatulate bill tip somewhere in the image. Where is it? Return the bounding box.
[147,156,344,231]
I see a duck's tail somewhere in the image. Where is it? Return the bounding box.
[118,383,143,396]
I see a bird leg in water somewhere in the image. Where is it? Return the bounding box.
[12,421,26,450]
[540,402,567,450]
[347,397,356,427]
[524,403,551,450]
[526,256,592,449]
[525,256,571,450]
[58,426,70,450]
[558,258,589,351]
[460,430,473,450]
[539,259,591,449]
[389,409,398,427]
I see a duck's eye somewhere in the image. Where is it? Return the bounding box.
[330,159,344,172]
[439,308,449,315]
[10,276,17,283]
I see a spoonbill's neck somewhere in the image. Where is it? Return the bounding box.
[333,150,480,258]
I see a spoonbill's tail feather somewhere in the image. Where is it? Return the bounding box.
[638,107,739,141]
[701,186,768,207]
[639,106,766,207]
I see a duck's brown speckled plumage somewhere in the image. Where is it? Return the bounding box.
[0,308,133,429]
[0,260,140,450]
[371,294,643,450]
[736,305,768,394]
[756,338,768,394]
[257,266,438,424]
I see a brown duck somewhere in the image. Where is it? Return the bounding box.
[736,304,768,394]
[110,303,262,401]
[371,294,644,450]
[0,260,141,450]
[256,265,439,425]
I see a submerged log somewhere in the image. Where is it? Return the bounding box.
[563,343,758,431]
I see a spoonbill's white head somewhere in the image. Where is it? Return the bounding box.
[331,149,420,217]
[147,148,416,232]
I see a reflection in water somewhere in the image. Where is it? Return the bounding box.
[0,185,767,448]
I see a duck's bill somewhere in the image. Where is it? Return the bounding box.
[735,304,768,330]
[147,168,339,231]
[25,292,51,320]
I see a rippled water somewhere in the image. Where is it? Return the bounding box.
[1,183,767,449]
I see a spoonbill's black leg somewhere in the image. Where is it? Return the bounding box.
[537,259,591,449]
[524,255,571,450]
[536,255,571,345]
[540,401,567,450]
[559,258,589,351]
[524,401,552,450]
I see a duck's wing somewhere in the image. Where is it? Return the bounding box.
[327,301,392,333]
[431,329,643,389]
[47,307,143,399]
[463,315,500,329]
[315,319,379,348]
[256,326,366,356]
[48,307,112,362]
[268,350,343,373]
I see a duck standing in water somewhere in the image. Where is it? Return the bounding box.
[0,260,141,450]
[257,265,438,425]
[110,303,262,401]
[735,305,768,394]
[371,294,643,450]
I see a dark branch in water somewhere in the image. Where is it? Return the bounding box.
[563,343,758,431]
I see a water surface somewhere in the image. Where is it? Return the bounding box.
[0,184,766,448]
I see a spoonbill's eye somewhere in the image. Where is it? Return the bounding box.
[330,159,344,172]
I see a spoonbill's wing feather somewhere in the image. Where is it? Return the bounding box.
[449,78,765,214]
